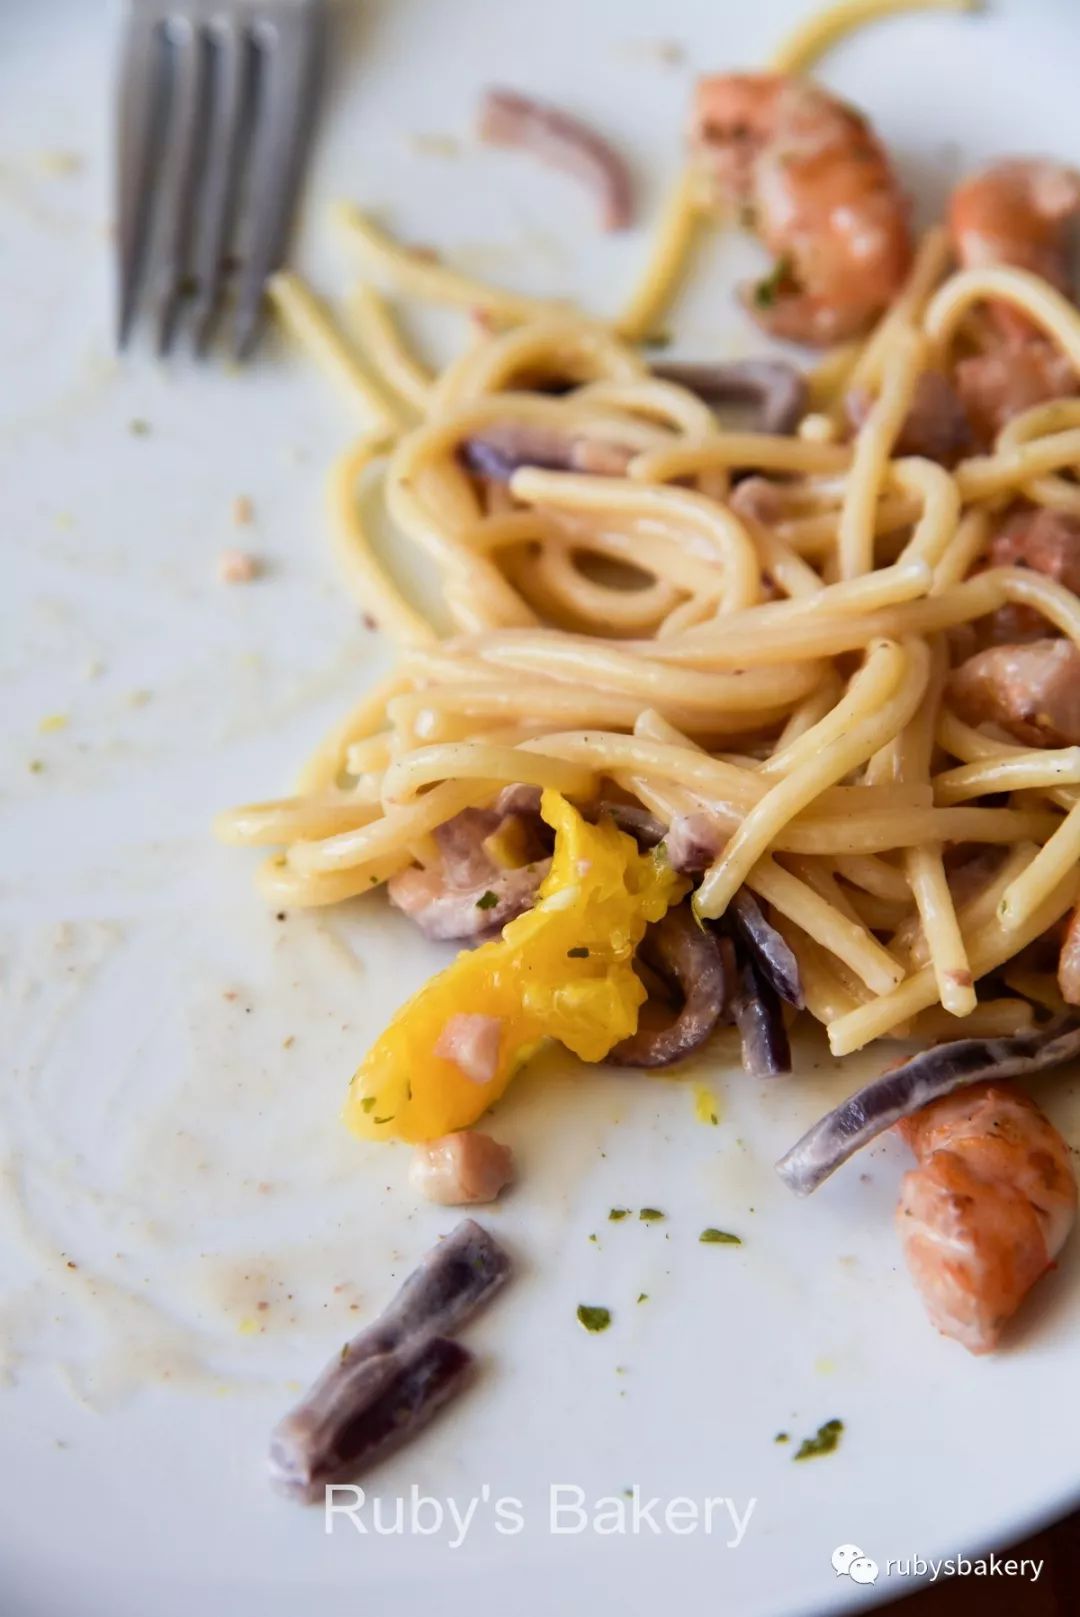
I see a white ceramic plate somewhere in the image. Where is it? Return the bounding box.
[4,2,1080,1613]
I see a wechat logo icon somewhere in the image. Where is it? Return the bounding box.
[831,1544,879,1586]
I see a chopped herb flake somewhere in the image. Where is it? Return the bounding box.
[588,1233,598,1244]
[372,1115,395,1126]
[639,1207,665,1222]
[360,1096,376,1113]
[793,1419,844,1461]
[567,946,590,958]
[753,253,795,309]
[608,1207,630,1222]
[577,1304,611,1333]
[636,1292,648,1303]
[700,1228,742,1245]
[475,890,498,910]
[774,1432,789,1444]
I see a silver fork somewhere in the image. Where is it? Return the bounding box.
[116,0,326,357]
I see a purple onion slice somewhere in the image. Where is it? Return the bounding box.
[728,889,804,1009]
[269,1221,509,1499]
[652,359,807,435]
[776,1016,1080,1196]
[732,955,791,1078]
[610,902,727,1068]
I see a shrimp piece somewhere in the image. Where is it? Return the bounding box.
[950,160,1080,304]
[409,1131,514,1205]
[691,73,912,344]
[1059,910,1080,1006]
[989,506,1080,589]
[897,1082,1077,1353]
[980,507,1080,642]
[949,637,1080,747]
[953,340,1077,443]
[948,160,1080,432]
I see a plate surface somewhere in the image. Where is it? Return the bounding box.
[3,3,1079,1614]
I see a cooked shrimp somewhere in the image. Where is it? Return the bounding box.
[897,1081,1077,1353]
[989,507,1080,589]
[949,637,1080,747]
[1059,910,1080,1006]
[409,1131,515,1205]
[692,73,912,343]
[953,340,1078,444]
[950,159,1080,302]
[947,160,1080,431]
[977,508,1080,641]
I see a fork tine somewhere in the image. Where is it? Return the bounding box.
[153,17,209,354]
[116,3,166,347]
[189,20,249,353]
[231,6,324,359]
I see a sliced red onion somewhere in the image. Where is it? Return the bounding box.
[597,801,666,847]
[776,1016,1080,1196]
[271,1335,472,1503]
[731,955,791,1078]
[461,423,633,483]
[610,903,727,1067]
[479,87,634,231]
[269,1220,510,1500]
[728,889,804,1009]
[652,359,807,435]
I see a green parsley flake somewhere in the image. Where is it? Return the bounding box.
[752,254,796,309]
[475,890,498,910]
[608,1208,630,1222]
[700,1228,742,1245]
[360,1096,376,1113]
[636,1292,648,1304]
[774,1432,789,1444]
[639,1208,665,1222]
[577,1304,611,1333]
[793,1419,844,1461]
[372,1115,395,1126]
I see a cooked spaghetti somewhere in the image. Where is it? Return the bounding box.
[218,0,1080,1352]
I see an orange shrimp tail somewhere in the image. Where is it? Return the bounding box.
[898,1153,1049,1354]
[897,1082,1077,1354]
[949,159,1080,343]
[691,73,911,345]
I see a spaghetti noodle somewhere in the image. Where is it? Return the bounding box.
[220,7,1080,1105]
